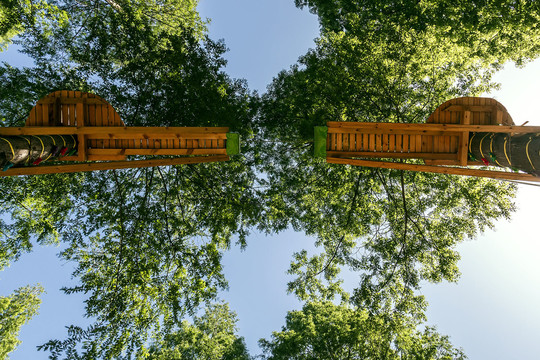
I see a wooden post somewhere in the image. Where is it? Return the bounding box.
[327,157,540,182]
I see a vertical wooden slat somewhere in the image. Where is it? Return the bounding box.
[443,135,451,153]
[415,135,422,152]
[76,102,84,127]
[496,110,503,125]
[473,97,481,125]
[36,104,43,126]
[362,133,369,151]
[112,110,122,150]
[350,134,357,151]
[458,132,469,166]
[403,135,410,152]
[76,100,86,160]
[382,133,389,152]
[368,134,375,152]
[173,135,181,150]
[342,133,349,151]
[336,133,343,151]
[42,102,50,126]
[421,135,428,153]
[433,134,440,153]
[389,134,395,152]
[69,91,77,126]
[61,90,69,127]
[395,134,402,152]
[28,106,36,126]
[375,134,381,151]
[87,94,95,148]
[101,105,109,149]
[95,104,103,149]
[107,105,118,149]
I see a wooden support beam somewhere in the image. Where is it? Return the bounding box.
[326,157,540,182]
[84,133,228,140]
[326,122,540,134]
[0,126,230,136]
[457,132,469,166]
[86,148,228,156]
[457,111,471,166]
[326,151,457,160]
[463,111,471,125]
[0,155,230,177]
[328,128,463,136]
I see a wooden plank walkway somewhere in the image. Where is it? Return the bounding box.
[0,91,238,176]
[321,97,540,182]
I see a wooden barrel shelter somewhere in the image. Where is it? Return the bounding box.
[315,97,540,182]
[0,91,240,176]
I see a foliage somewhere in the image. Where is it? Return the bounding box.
[257,9,517,304]
[295,0,540,65]
[0,0,68,51]
[260,301,466,360]
[0,0,23,49]
[148,302,251,360]
[1,0,259,358]
[0,285,43,359]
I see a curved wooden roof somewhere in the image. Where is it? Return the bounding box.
[427,96,514,126]
[26,90,125,127]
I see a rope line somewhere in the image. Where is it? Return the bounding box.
[479,133,490,160]
[17,136,31,163]
[526,137,535,170]
[468,133,476,153]
[0,137,15,159]
[503,137,512,166]
[489,135,503,167]
[44,135,57,161]
[30,135,45,159]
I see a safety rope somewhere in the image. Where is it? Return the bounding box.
[526,137,535,170]
[0,137,15,159]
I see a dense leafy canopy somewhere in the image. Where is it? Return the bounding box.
[257,0,519,308]
[295,0,540,65]
[1,0,259,358]
[148,303,251,360]
[0,285,43,359]
[1,0,540,359]
[260,301,466,360]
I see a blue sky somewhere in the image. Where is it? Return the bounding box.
[2,0,540,359]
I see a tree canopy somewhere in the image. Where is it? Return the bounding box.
[1,0,540,359]
[0,285,43,360]
[259,301,466,360]
[148,303,251,360]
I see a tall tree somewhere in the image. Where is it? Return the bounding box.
[0,285,43,359]
[1,1,260,358]
[259,301,466,360]
[294,0,540,65]
[257,16,516,304]
[148,303,252,360]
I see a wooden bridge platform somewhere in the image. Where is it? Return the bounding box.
[317,97,540,182]
[0,91,239,176]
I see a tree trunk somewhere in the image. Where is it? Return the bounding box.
[0,135,77,169]
[469,132,540,177]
